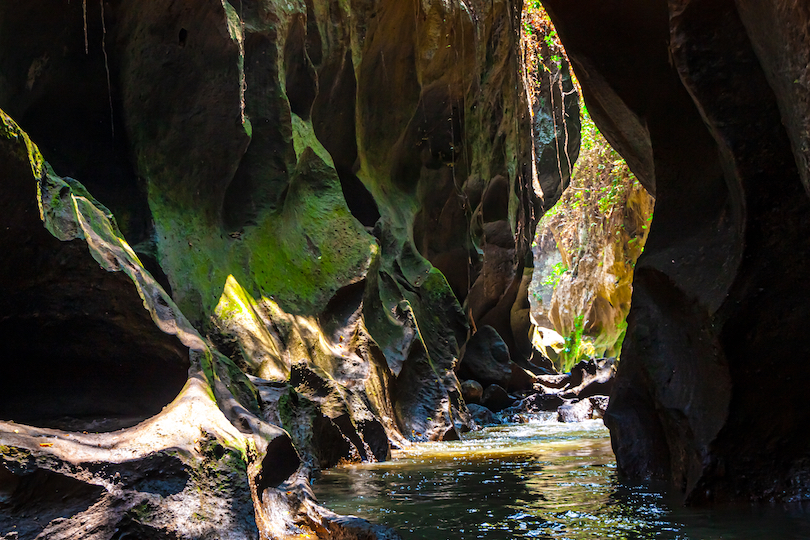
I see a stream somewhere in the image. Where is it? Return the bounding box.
[312,419,810,539]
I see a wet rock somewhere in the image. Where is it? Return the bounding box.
[561,358,616,399]
[440,426,461,441]
[544,0,810,503]
[458,326,513,388]
[508,362,539,393]
[522,393,567,413]
[557,399,594,423]
[0,0,574,533]
[501,392,565,421]
[534,374,570,390]
[461,380,484,404]
[532,358,616,400]
[467,404,499,427]
[481,384,516,413]
[528,348,558,375]
[590,396,609,418]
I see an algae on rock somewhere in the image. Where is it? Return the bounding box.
[0,0,576,536]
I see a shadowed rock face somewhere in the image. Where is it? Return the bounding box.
[543,0,810,503]
[0,0,574,536]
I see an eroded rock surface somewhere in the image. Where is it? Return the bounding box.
[0,0,575,536]
[543,0,810,503]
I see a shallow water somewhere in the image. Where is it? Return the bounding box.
[312,420,810,539]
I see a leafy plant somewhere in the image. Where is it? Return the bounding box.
[541,261,567,288]
[558,314,587,372]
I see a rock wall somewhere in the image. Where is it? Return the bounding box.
[543,0,810,503]
[530,120,654,371]
[0,0,575,536]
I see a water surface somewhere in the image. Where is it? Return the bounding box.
[312,420,810,539]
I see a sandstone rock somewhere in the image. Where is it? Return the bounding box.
[531,326,567,363]
[0,111,396,539]
[461,380,484,404]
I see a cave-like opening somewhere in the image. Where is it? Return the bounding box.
[0,104,190,433]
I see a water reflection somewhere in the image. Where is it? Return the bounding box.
[312,420,810,539]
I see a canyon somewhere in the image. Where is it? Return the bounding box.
[2,0,810,538]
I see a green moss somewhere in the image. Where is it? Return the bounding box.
[147,122,376,323]
[130,501,154,522]
[277,390,297,433]
[291,114,334,168]
[0,445,30,462]
[192,433,249,495]
[221,0,243,42]
[212,350,261,415]
[240,148,376,314]
[0,109,44,179]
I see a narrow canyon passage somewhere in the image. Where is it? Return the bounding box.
[3,0,810,538]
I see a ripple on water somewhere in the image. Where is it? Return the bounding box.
[312,420,810,540]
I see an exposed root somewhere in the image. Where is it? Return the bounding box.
[100,0,114,138]
[82,0,88,53]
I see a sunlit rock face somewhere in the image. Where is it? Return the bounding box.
[0,0,573,536]
[543,0,810,503]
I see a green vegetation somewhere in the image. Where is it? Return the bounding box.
[558,314,587,372]
[530,103,654,368]
[524,5,655,370]
[541,262,567,289]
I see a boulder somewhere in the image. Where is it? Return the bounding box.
[532,358,616,399]
[458,326,513,388]
[528,349,558,375]
[590,396,609,418]
[523,392,567,413]
[461,379,484,404]
[557,399,594,423]
[508,362,539,393]
[481,384,516,413]
[561,358,616,399]
[467,404,499,427]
